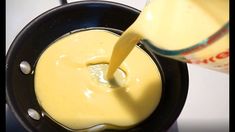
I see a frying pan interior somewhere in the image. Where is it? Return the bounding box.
[6,1,189,132]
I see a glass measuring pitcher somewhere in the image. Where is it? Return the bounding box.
[137,0,229,73]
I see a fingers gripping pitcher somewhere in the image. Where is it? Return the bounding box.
[107,0,229,78]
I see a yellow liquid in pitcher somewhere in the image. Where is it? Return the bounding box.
[107,0,229,78]
[34,30,162,130]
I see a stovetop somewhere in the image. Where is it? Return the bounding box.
[6,0,229,132]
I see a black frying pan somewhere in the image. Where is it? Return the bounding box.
[6,1,189,132]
